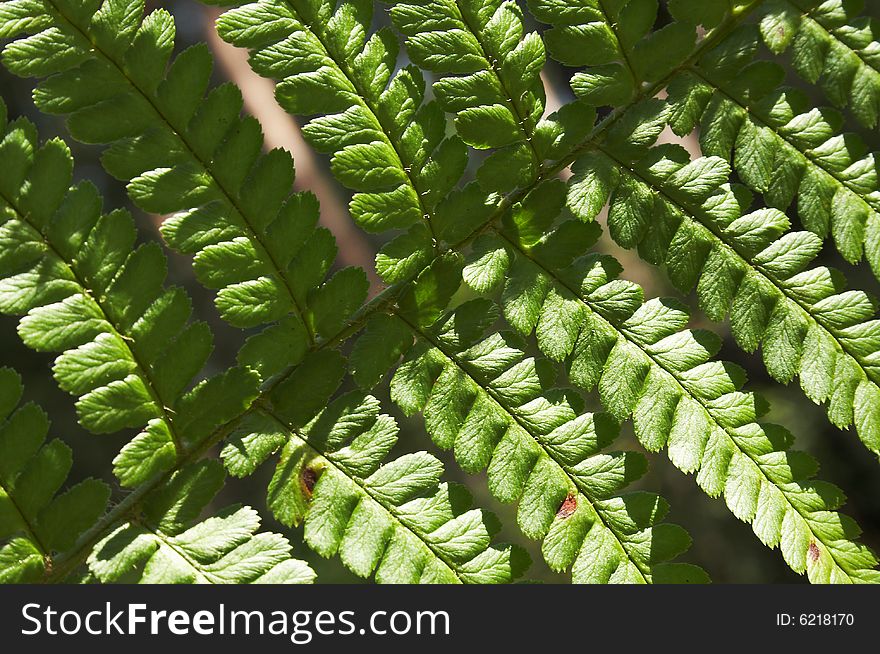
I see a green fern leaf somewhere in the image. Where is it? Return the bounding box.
[758,0,880,129]
[560,102,880,459]
[386,0,550,187]
[381,273,707,583]
[0,367,110,583]
[458,182,880,582]
[206,0,468,277]
[666,24,880,278]
[222,392,526,583]
[0,0,357,344]
[88,460,315,584]
[0,108,264,485]
[2,0,878,587]
[527,0,763,108]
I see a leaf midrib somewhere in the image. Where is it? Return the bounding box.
[0,474,50,561]
[134,516,222,584]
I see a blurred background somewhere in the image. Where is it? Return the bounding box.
[1,0,879,583]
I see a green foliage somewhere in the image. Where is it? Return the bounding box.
[0,0,363,343]
[88,460,315,583]
[667,25,880,277]
[0,0,879,584]
[758,0,880,129]
[565,110,880,459]
[211,0,460,281]
[383,295,707,583]
[0,367,109,582]
[530,0,742,107]
[457,189,879,582]
[0,108,260,486]
[223,392,525,583]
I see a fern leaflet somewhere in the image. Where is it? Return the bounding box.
[363,279,708,582]
[224,392,525,583]
[758,0,880,129]
[0,367,110,582]
[456,182,879,582]
[563,105,880,458]
[0,107,265,488]
[0,0,366,342]
[88,460,315,583]
[666,25,880,279]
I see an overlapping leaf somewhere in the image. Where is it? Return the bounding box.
[528,0,750,108]
[564,102,880,459]
[223,391,525,583]
[387,0,547,182]
[385,0,606,196]
[0,0,364,345]
[758,0,880,129]
[454,180,879,581]
[354,263,708,583]
[88,460,315,583]
[0,367,110,583]
[666,24,880,279]
[0,107,262,486]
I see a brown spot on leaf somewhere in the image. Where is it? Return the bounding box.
[300,467,319,497]
[556,493,577,519]
[808,541,820,563]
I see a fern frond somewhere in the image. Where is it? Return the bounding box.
[665,25,880,279]
[0,367,110,583]
[222,392,525,583]
[205,0,467,283]
[88,460,315,583]
[371,270,707,583]
[0,0,363,341]
[0,107,264,486]
[205,0,468,283]
[2,0,878,586]
[528,0,753,108]
[456,182,879,582]
[758,0,880,129]
[563,103,880,459]
[385,0,551,188]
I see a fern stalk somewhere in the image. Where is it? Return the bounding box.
[44,411,252,582]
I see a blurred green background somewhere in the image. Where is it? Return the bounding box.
[1,0,878,583]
